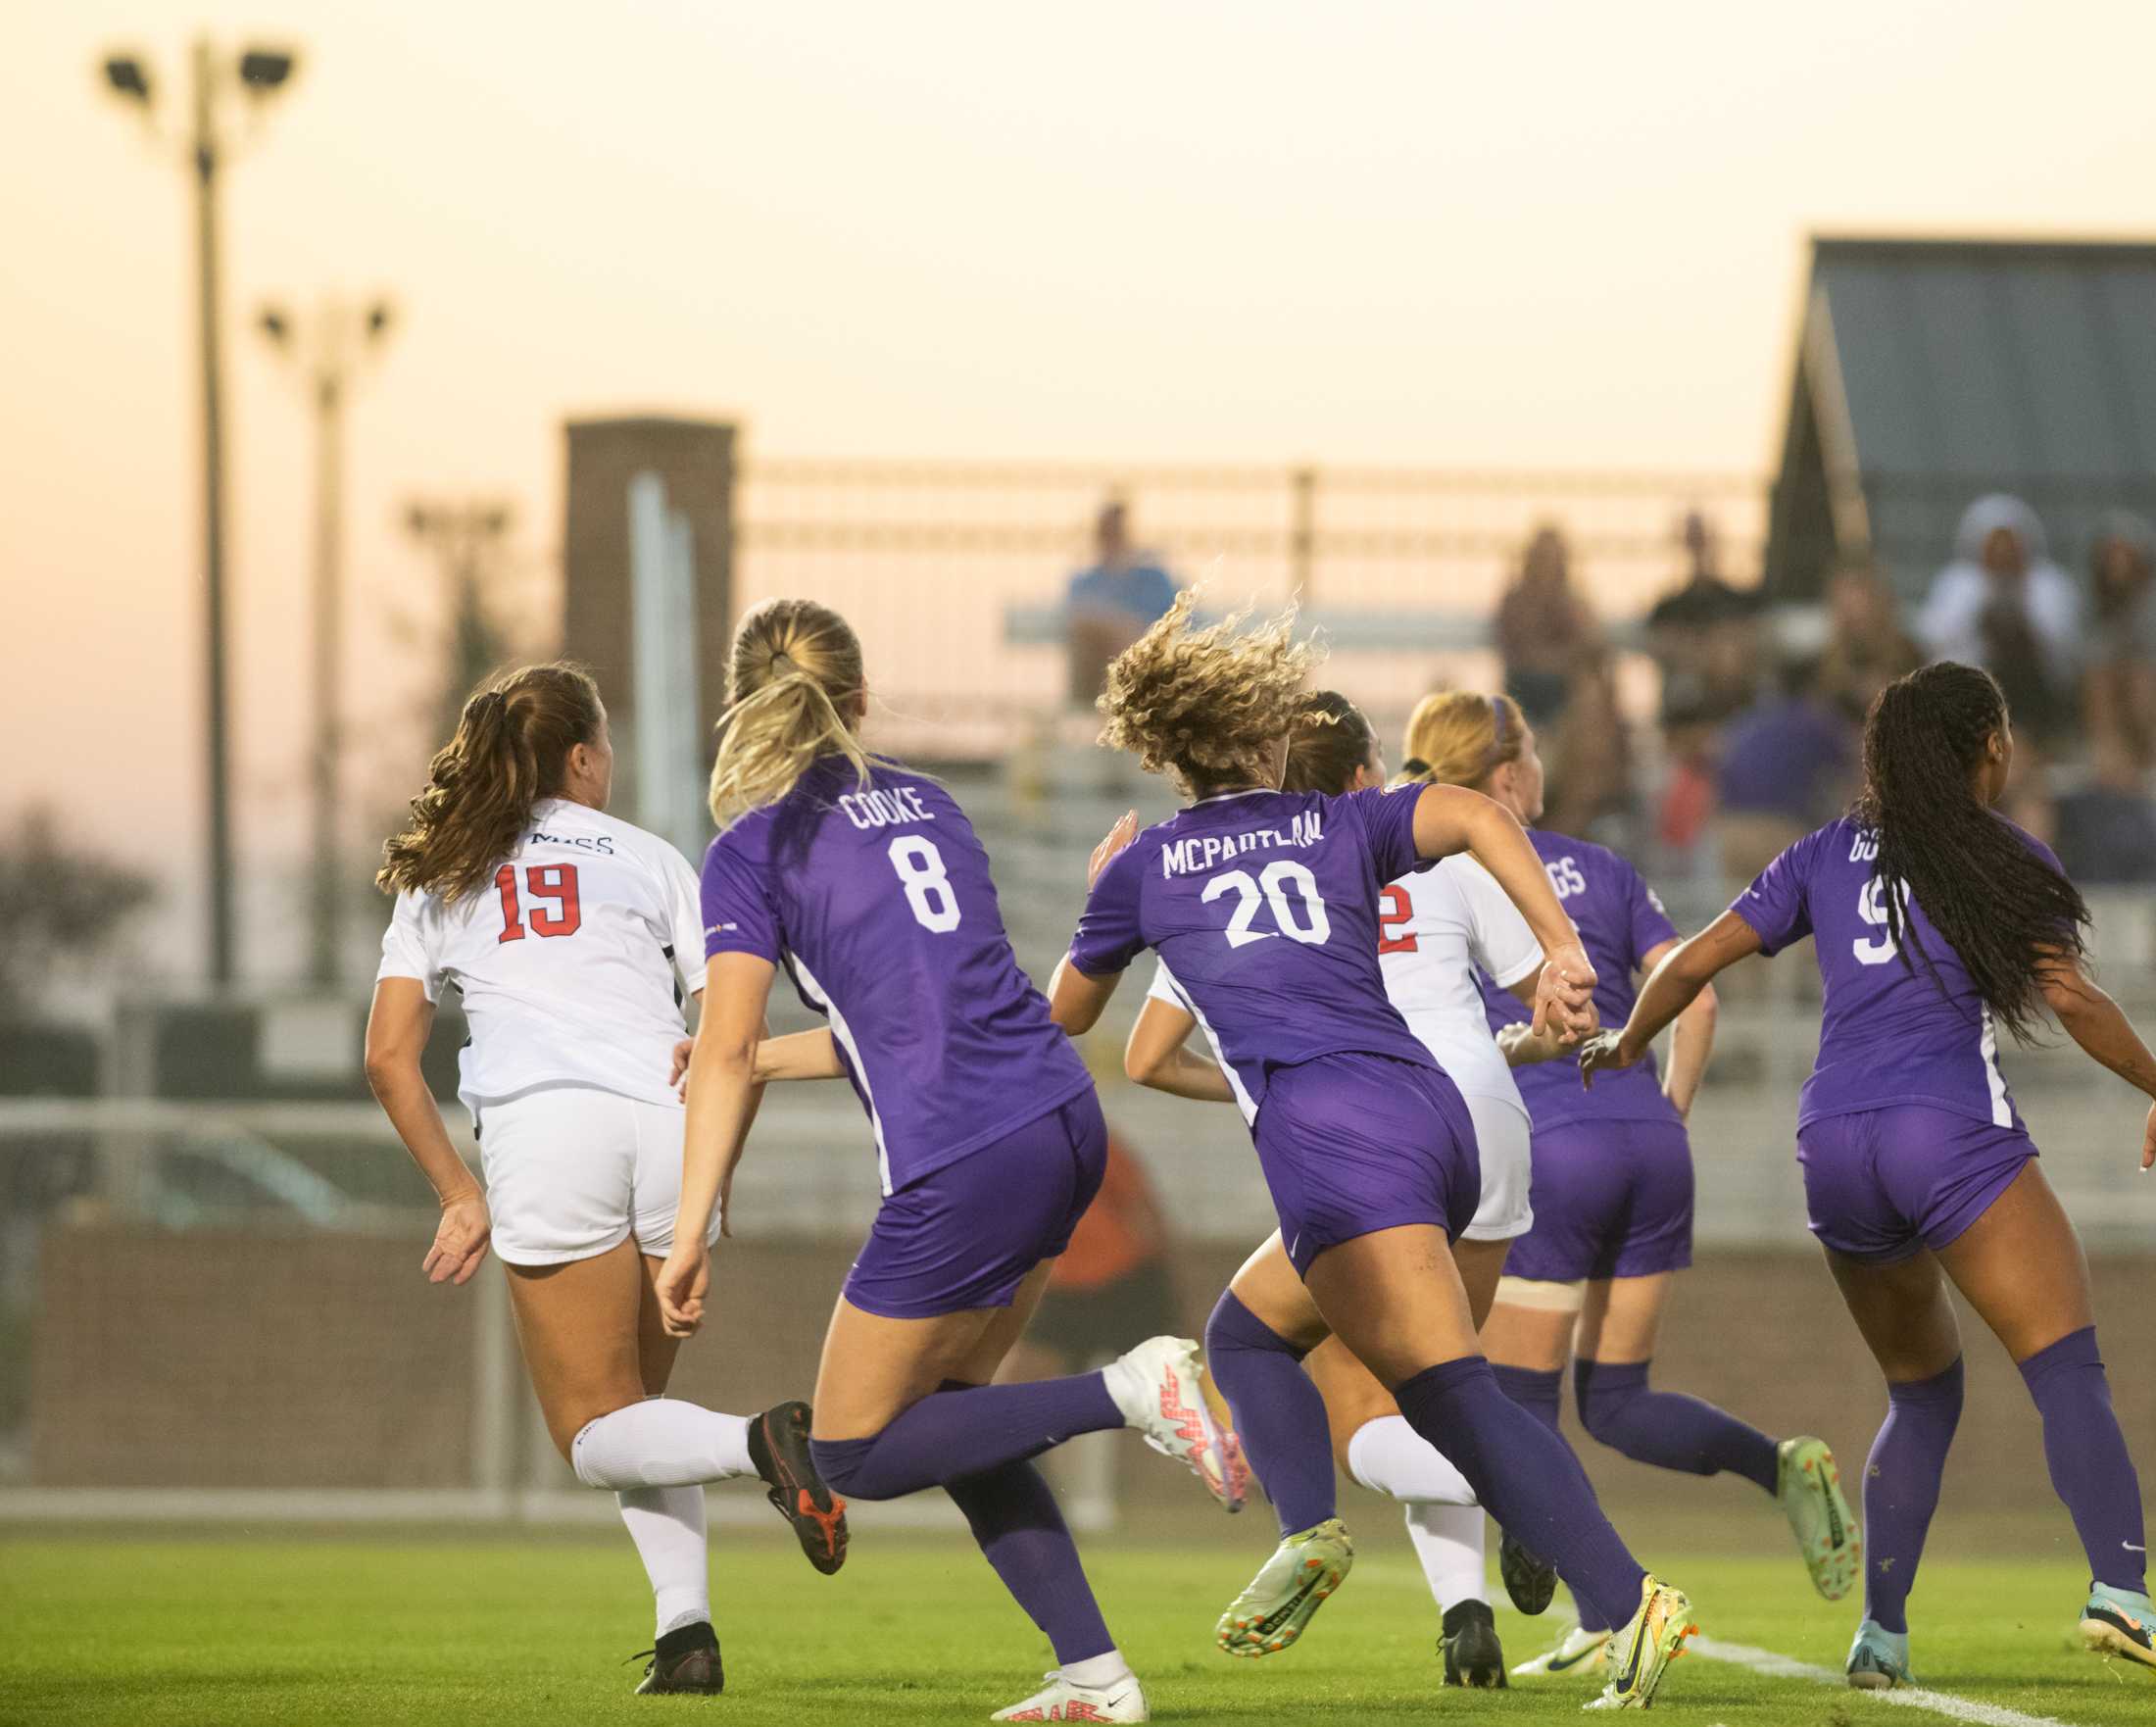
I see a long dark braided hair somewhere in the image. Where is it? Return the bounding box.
[1852,662,2088,1042]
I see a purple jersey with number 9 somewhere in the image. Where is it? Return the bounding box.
[702,758,1094,1196]
[1732,814,2061,1132]
[1069,785,1439,1117]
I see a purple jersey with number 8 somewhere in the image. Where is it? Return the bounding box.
[1069,785,1439,1114]
[702,758,1093,1196]
[1732,814,2060,1132]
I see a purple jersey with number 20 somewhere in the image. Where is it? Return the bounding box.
[1069,786,1439,1113]
[1732,814,2059,1132]
[702,758,1093,1196]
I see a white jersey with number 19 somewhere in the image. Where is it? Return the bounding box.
[376,797,707,1114]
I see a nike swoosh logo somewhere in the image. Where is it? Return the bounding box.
[1612,1620,1647,1692]
[1252,1571,1326,1637]
[2127,1542,2148,1553]
[1547,1644,1601,1672]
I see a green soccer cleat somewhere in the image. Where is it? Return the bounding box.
[1777,1435,1860,1601]
[2081,1583,2156,1677]
[1510,1621,1611,1680]
[1845,1618,1913,1690]
[1214,1518,1353,1657]
[1584,1574,1695,1710]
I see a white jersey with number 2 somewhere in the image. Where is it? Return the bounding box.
[376,798,707,1113]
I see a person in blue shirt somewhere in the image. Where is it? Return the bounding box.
[1065,498,1179,704]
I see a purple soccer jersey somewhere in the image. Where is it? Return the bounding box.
[1068,786,1439,1114]
[1479,831,1682,1131]
[702,758,1094,1194]
[1733,814,2052,1131]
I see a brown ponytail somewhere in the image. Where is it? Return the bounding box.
[1283,690,1377,794]
[377,663,604,902]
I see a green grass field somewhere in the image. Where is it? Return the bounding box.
[3,1526,2149,1725]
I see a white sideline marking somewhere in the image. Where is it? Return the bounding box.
[1691,1636,2075,1727]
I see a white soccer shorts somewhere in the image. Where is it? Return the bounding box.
[473,1084,717,1266]
[1457,1091,1534,1243]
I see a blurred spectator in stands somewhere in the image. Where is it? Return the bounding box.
[2082,513,2156,778]
[1543,645,1635,845]
[1918,495,2081,747]
[1646,510,1763,730]
[1494,523,1598,727]
[1817,556,1921,721]
[1065,498,1178,706]
[1715,650,1857,883]
[998,1132,1178,1526]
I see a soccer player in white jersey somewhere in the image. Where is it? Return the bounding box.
[365,663,846,1698]
[1122,691,1583,1685]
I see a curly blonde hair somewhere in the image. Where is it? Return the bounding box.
[1097,590,1323,795]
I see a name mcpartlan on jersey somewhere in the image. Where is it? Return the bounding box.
[1161,808,1325,878]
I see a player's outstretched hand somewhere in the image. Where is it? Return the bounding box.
[1576,1030,1634,1089]
[668,1036,695,1101]
[423,1193,491,1286]
[2140,1101,2156,1174]
[1088,810,1140,889]
[655,1241,711,1338]
[1532,940,1598,1043]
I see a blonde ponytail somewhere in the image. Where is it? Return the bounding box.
[1399,690,1526,790]
[708,600,873,823]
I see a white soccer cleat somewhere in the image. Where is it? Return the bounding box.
[990,1670,1150,1722]
[1510,1621,1612,1679]
[1103,1335,1242,1510]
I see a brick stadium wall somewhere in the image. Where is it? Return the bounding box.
[28,1231,2155,1545]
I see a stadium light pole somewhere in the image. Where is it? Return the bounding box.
[259,296,397,989]
[99,37,300,989]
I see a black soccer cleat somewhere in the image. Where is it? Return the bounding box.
[632,1620,723,1695]
[1442,1599,1509,1689]
[748,1400,850,1575]
[1499,1526,1558,1616]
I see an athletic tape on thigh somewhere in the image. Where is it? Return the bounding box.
[1494,1274,1587,1313]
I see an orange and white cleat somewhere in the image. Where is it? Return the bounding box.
[1777,1436,1859,1601]
[1103,1336,1241,1511]
[1215,1517,1354,1656]
[990,1670,1151,1722]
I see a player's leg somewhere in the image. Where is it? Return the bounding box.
[1206,1235,1336,1537]
[801,1101,1229,1501]
[628,1099,849,1573]
[1822,1244,1961,1688]
[1573,1273,1776,1491]
[798,1096,1179,1723]
[1931,1159,2154,1671]
[504,1239,753,1695]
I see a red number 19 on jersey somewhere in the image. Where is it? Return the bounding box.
[496,863,582,943]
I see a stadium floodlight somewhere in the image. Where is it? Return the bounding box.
[103,55,153,104]
[237,48,297,93]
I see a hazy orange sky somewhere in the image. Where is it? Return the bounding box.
[6,1,2154,983]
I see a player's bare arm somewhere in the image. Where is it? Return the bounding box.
[659,952,777,1335]
[1124,997,1238,1104]
[2036,950,2156,1169]
[1639,936,1719,1119]
[364,976,490,1286]
[1582,913,1760,1085]
[1407,782,1594,1040]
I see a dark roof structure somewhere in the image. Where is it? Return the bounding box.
[1764,236,2156,601]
